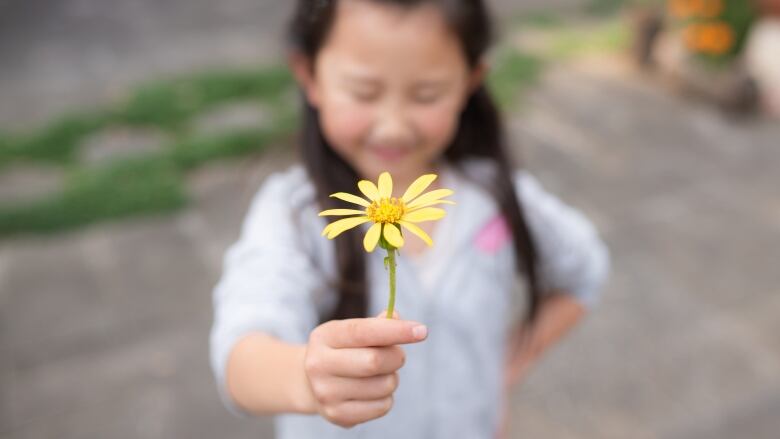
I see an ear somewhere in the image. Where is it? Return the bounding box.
[288,52,321,108]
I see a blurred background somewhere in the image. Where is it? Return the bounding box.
[1,0,779,438]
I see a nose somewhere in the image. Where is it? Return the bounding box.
[371,100,415,147]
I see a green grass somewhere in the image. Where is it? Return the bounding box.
[546,19,631,59]
[0,159,186,235]
[0,66,294,168]
[510,10,565,29]
[167,116,297,171]
[117,66,293,130]
[489,51,545,109]
[584,0,664,15]
[585,0,629,15]
[0,65,297,238]
[0,114,112,164]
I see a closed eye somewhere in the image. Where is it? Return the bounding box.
[341,73,382,103]
[412,84,448,104]
[351,87,381,102]
[413,90,442,104]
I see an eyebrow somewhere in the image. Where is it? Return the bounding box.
[342,76,450,85]
[339,71,454,89]
[340,72,381,85]
[414,79,450,87]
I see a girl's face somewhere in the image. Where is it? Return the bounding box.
[293,0,483,191]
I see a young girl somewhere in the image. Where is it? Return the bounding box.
[210,0,610,437]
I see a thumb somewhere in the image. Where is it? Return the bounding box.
[376,309,401,320]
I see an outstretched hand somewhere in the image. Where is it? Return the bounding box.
[302,310,427,428]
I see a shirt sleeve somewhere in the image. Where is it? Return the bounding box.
[514,171,610,309]
[209,173,327,416]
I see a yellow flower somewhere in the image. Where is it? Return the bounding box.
[319,171,455,252]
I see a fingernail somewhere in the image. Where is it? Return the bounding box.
[412,325,428,340]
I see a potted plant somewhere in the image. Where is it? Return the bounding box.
[631,0,763,114]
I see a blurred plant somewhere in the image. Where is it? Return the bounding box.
[548,19,631,59]
[489,50,544,109]
[0,65,297,237]
[585,0,663,15]
[0,159,186,235]
[667,0,757,63]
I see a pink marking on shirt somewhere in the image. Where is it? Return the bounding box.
[474,215,511,254]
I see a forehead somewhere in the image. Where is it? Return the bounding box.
[317,0,468,78]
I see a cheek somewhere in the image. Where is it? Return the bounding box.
[412,101,463,151]
[322,107,371,145]
[319,98,373,152]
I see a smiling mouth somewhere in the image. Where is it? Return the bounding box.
[370,146,411,161]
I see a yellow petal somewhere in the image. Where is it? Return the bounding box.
[363,223,382,252]
[399,221,433,246]
[325,217,371,239]
[406,189,454,210]
[402,207,446,223]
[401,174,437,203]
[378,172,393,199]
[322,217,362,236]
[319,209,367,216]
[357,180,381,201]
[383,223,404,248]
[406,200,456,211]
[330,192,370,207]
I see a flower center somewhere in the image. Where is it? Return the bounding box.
[367,197,406,224]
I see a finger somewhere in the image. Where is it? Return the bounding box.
[317,373,399,403]
[324,317,427,349]
[323,397,394,428]
[326,345,406,378]
[375,310,400,319]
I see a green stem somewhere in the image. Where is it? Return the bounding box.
[386,247,396,319]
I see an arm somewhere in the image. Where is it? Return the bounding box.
[503,291,585,388]
[505,171,610,385]
[209,172,324,416]
[226,312,427,427]
[496,292,584,439]
[226,333,315,415]
[497,172,608,439]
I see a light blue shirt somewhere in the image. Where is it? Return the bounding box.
[210,159,609,438]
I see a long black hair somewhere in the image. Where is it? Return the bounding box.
[288,0,542,329]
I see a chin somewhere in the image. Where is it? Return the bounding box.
[367,162,410,177]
